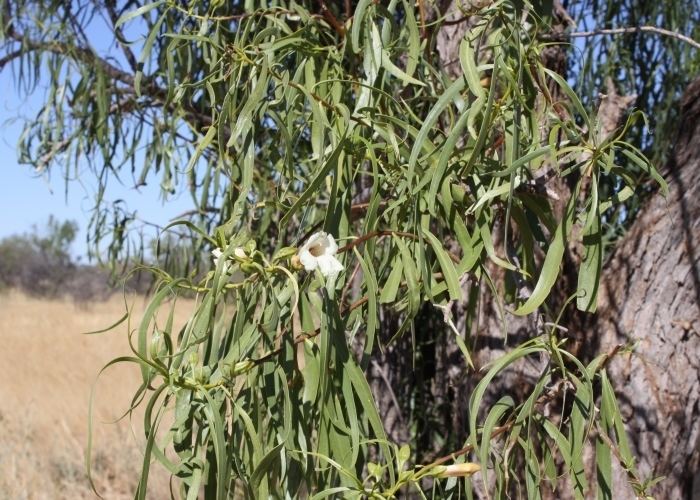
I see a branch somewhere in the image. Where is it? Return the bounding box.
[317,0,346,37]
[6,29,221,137]
[7,30,136,84]
[336,230,418,254]
[337,230,461,264]
[0,49,24,70]
[104,0,139,71]
[545,26,700,51]
[423,422,514,467]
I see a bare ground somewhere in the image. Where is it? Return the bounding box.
[0,291,193,499]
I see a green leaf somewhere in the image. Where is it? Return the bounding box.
[395,235,420,315]
[427,110,471,214]
[620,146,668,196]
[354,248,378,364]
[250,442,285,492]
[568,377,592,499]
[469,343,545,450]
[134,10,167,96]
[408,78,466,182]
[459,38,486,100]
[280,138,346,227]
[115,1,164,28]
[422,228,462,300]
[201,390,230,500]
[379,257,403,304]
[514,183,579,316]
[601,371,636,471]
[351,0,374,52]
[577,178,602,313]
[478,396,514,488]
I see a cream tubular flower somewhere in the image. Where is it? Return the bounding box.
[298,232,344,278]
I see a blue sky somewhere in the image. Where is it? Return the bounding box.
[0,12,192,259]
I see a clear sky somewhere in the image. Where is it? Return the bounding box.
[0,14,193,259]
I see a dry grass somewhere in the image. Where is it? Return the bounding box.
[0,290,195,499]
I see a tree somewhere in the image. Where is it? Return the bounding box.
[0,216,121,300]
[2,0,697,497]
[0,216,78,296]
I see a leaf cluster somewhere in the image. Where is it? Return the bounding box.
[1,0,675,497]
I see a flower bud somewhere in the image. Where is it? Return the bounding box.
[231,359,255,376]
[435,462,481,478]
[240,261,257,274]
[150,332,162,360]
[273,246,297,262]
[231,246,249,263]
[290,254,304,270]
[245,240,257,254]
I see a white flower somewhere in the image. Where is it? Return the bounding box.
[211,248,233,273]
[298,232,344,278]
[212,248,224,267]
[212,247,248,270]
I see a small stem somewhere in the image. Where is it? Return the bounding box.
[422,421,514,468]
[337,230,418,254]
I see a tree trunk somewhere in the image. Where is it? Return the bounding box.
[594,76,700,499]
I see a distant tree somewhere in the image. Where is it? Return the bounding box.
[2,0,698,498]
[32,215,78,266]
[0,216,77,295]
[0,217,118,301]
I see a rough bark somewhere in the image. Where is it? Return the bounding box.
[594,76,700,499]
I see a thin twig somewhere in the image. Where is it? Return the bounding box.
[423,422,514,468]
[340,260,362,309]
[0,49,24,69]
[598,343,625,370]
[104,0,139,71]
[371,359,405,425]
[337,230,418,254]
[546,26,700,51]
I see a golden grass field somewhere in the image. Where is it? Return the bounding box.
[0,291,194,499]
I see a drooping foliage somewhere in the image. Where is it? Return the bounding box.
[567,0,700,163]
[1,0,692,497]
[565,0,700,238]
